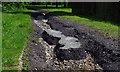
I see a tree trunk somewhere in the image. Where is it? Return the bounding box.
[56,2,58,7]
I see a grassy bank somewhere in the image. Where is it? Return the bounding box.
[2,10,32,70]
[43,8,119,40]
[0,11,2,71]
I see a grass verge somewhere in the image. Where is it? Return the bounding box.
[43,8,119,40]
[2,10,32,70]
[0,11,2,71]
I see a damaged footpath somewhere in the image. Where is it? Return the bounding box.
[25,10,119,71]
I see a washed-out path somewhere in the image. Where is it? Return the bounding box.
[24,10,119,71]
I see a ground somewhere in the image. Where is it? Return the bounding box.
[2,8,119,71]
[23,9,119,71]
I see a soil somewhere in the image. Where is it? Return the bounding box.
[22,10,119,71]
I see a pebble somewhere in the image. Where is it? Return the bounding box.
[63,60,68,63]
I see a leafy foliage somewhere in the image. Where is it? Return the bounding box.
[2,2,26,12]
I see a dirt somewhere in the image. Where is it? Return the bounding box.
[22,10,119,71]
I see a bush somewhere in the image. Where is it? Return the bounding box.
[2,2,26,12]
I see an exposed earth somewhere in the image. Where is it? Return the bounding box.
[22,10,119,71]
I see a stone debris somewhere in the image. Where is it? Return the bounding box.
[42,19,48,23]
[44,29,65,38]
[42,29,63,45]
[34,20,51,30]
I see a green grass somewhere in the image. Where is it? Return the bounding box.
[60,16,118,38]
[43,8,119,40]
[43,8,72,13]
[2,10,32,70]
[0,11,2,71]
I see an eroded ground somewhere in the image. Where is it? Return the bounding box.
[23,10,119,71]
